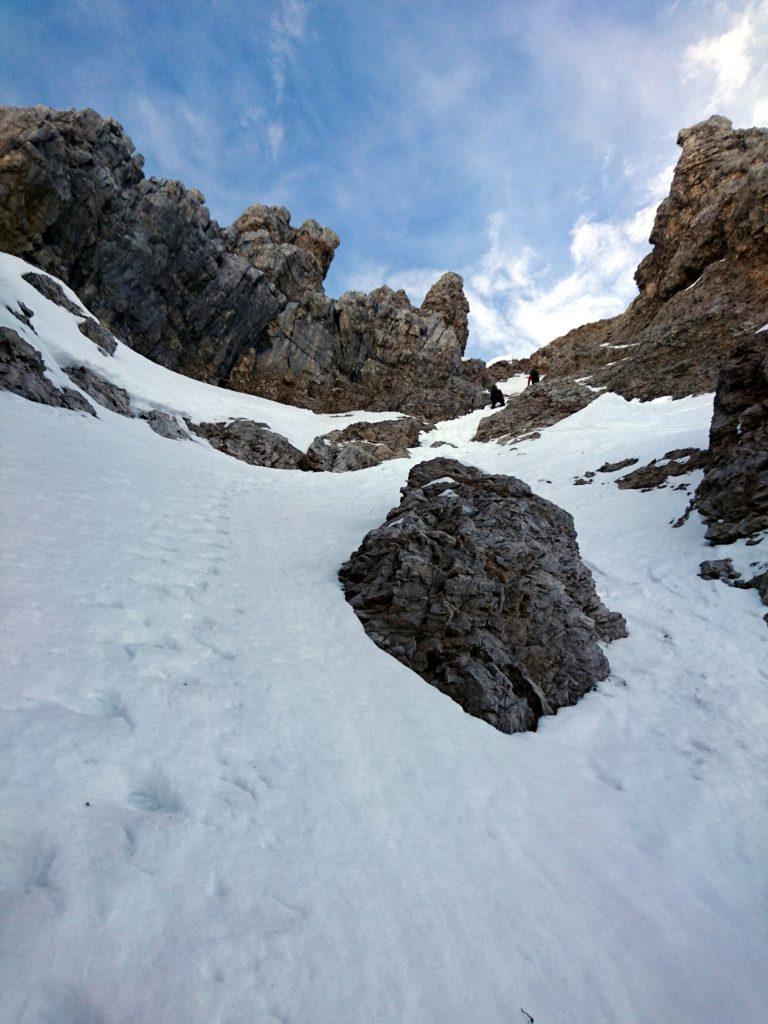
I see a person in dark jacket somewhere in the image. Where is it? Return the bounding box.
[489,384,505,408]
[526,368,540,386]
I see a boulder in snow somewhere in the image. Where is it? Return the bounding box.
[340,457,627,734]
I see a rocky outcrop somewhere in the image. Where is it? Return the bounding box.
[0,105,485,420]
[187,418,305,469]
[695,329,768,543]
[303,417,422,473]
[616,448,707,491]
[339,458,626,734]
[0,326,95,414]
[474,380,596,443]
[141,410,190,440]
[527,116,768,400]
[63,365,131,415]
[22,271,85,317]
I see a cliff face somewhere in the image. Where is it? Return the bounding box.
[527,116,768,400]
[0,105,485,419]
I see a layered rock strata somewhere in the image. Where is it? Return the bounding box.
[340,458,626,734]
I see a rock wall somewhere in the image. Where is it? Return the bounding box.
[340,458,626,734]
[695,329,768,543]
[0,105,486,419]
[526,116,768,400]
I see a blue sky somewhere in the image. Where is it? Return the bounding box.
[1,0,766,359]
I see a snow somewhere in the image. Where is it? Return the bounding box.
[1,256,767,1024]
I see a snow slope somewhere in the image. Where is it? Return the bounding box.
[1,256,766,1024]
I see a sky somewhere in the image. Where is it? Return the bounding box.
[1,0,766,360]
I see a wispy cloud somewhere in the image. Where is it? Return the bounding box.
[269,0,310,104]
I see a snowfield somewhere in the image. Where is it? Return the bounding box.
[1,255,766,1024]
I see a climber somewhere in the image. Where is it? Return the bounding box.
[489,384,505,409]
[527,368,540,386]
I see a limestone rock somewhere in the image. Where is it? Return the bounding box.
[141,410,189,440]
[303,417,423,472]
[339,458,626,734]
[474,380,596,443]
[0,105,484,420]
[77,318,117,356]
[22,271,85,316]
[526,116,768,400]
[420,272,470,351]
[0,325,95,414]
[617,449,706,491]
[695,329,768,543]
[63,365,131,416]
[187,418,305,469]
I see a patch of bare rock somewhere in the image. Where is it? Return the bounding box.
[695,329,768,544]
[474,380,596,443]
[616,448,707,491]
[339,458,627,734]
[187,418,305,468]
[302,417,424,472]
[1,326,95,415]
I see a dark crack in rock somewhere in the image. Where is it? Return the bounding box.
[339,458,627,734]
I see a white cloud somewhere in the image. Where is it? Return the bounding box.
[683,11,753,107]
[463,188,665,360]
[269,0,310,104]
[267,121,286,160]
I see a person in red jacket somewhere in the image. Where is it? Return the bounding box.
[526,368,540,387]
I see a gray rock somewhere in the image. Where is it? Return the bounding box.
[474,380,597,443]
[302,417,423,472]
[63,365,131,415]
[698,558,740,581]
[695,330,768,543]
[141,410,189,440]
[78,317,117,356]
[420,272,470,351]
[187,418,304,468]
[597,458,638,473]
[22,271,85,316]
[617,449,707,491]
[339,458,627,734]
[0,325,95,414]
[6,300,36,331]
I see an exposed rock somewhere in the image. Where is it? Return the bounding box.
[698,558,741,582]
[695,330,768,543]
[0,105,485,420]
[6,299,36,332]
[225,205,339,302]
[430,440,457,448]
[78,317,117,356]
[339,458,626,734]
[474,380,596,443]
[617,448,707,491]
[63,365,131,416]
[597,458,638,473]
[141,410,189,440]
[526,116,768,400]
[0,325,95,414]
[420,272,469,351]
[22,271,85,316]
[302,417,422,473]
[187,418,304,468]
